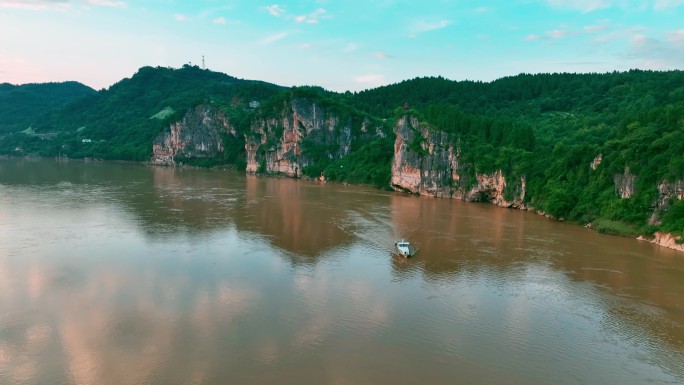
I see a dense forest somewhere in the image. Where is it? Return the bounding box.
[0,66,682,240]
[350,71,684,237]
[0,81,96,134]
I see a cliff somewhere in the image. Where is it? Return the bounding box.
[244,98,379,177]
[650,179,684,225]
[390,116,526,208]
[613,166,636,199]
[151,105,235,166]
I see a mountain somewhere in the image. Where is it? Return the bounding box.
[19,65,286,160]
[0,81,96,134]
[0,66,682,247]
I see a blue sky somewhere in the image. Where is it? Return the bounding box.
[1,0,683,91]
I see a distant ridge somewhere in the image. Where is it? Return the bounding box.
[0,81,96,134]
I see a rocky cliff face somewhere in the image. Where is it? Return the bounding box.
[244,98,375,177]
[649,179,684,225]
[151,105,235,165]
[590,154,602,170]
[638,232,684,252]
[391,116,526,208]
[613,166,636,199]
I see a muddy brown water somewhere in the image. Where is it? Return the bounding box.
[1,159,683,385]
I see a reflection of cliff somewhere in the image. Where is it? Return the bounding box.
[388,193,527,281]
[240,175,354,259]
[388,191,684,350]
[146,166,237,234]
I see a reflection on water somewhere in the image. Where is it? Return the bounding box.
[0,159,683,385]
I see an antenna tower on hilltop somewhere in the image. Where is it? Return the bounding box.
[202,55,205,69]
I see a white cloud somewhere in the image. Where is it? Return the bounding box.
[354,74,386,87]
[0,0,126,10]
[174,14,186,22]
[410,19,451,38]
[295,8,326,24]
[343,43,358,53]
[0,0,128,11]
[474,6,491,13]
[211,16,239,25]
[583,25,608,32]
[373,52,391,59]
[545,0,611,12]
[264,4,285,17]
[591,26,645,45]
[0,0,56,10]
[547,29,569,39]
[525,29,574,41]
[261,31,289,45]
[86,0,125,7]
[621,30,684,70]
[545,0,684,12]
[666,29,684,43]
[654,0,684,10]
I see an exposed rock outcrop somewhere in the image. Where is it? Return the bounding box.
[391,116,460,198]
[390,116,526,209]
[638,232,684,252]
[614,166,636,199]
[590,154,602,170]
[648,179,684,225]
[151,105,235,166]
[244,98,376,177]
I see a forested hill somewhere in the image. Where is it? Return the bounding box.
[352,70,684,119]
[350,71,684,232]
[1,66,682,241]
[20,65,285,160]
[0,81,96,134]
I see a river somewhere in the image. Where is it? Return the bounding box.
[0,159,683,385]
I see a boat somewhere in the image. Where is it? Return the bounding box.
[395,240,413,257]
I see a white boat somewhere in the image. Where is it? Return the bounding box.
[395,240,413,257]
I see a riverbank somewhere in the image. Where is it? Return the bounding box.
[638,232,684,253]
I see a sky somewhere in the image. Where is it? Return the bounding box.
[1,0,683,92]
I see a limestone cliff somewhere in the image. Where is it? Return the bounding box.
[151,105,235,166]
[390,116,526,208]
[244,98,378,177]
[649,179,684,225]
[613,166,636,199]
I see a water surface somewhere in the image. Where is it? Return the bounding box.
[1,159,683,385]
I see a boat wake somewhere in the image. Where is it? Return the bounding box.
[333,209,418,256]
